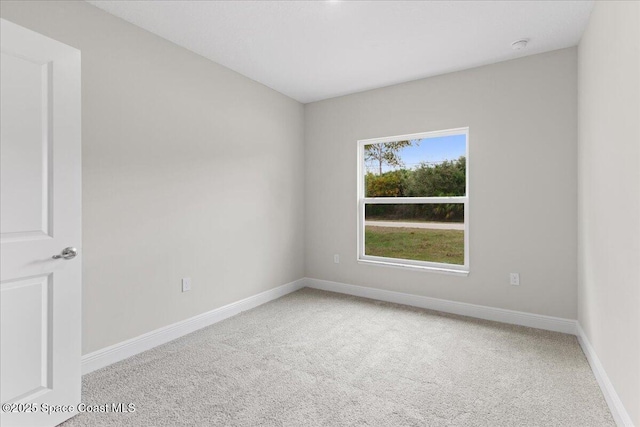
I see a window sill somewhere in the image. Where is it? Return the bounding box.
[358,258,469,276]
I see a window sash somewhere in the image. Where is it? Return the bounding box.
[358,199,468,272]
[362,196,466,204]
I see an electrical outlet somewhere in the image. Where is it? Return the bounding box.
[509,273,520,286]
[334,254,340,264]
[182,277,192,292]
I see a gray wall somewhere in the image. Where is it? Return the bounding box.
[578,1,640,424]
[0,1,305,354]
[305,49,578,319]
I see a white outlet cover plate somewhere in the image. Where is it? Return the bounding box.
[182,278,192,292]
[510,273,520,286]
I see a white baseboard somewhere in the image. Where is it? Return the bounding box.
[576,324,635,427]
[82,278,306,375]
[304,278,578,335]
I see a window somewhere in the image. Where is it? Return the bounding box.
[357,128,469,274]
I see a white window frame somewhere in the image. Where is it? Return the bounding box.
[357,127,469,275]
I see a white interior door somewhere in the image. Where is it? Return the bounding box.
[1,19,81,427]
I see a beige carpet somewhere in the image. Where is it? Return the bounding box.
[63,288,614,426]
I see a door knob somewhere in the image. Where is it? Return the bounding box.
[52,247,78,260]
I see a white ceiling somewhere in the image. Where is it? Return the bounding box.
[87,0,594,103]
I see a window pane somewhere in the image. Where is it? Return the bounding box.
[364,203,464,265]
[364,134,466,197]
